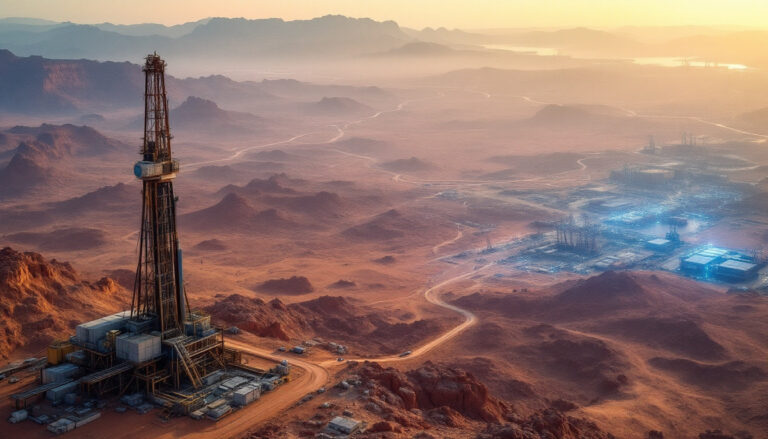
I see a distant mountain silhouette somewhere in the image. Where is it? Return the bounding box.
[92,19,211,38]
[6,124,125,155]
[0,50,279,114]
[256,78,392,103]
[0,15,412,62]
[529,104,612,125]
[170,96,268,135]
[0,141,59,197]
[375,42,455,57]
[0,124,128,198]
[47,183,136,215]
[4,17,766,69]
[0,49,141,113]
[302,97,373,116]
[180,193,294,232]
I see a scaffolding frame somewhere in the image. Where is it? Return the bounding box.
[555,215,600,254]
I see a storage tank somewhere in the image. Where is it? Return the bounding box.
[47,341,74,365]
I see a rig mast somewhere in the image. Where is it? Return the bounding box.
[131,53,186,340]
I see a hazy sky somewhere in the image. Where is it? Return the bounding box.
[3,0,767,29]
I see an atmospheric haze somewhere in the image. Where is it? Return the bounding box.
[1,3,768,439]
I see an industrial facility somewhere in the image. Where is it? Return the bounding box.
[680,246,762,281]
[554,215,600,254]
[7,54,286,432]
[462,153,768,289]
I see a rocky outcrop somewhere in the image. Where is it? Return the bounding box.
[204,294,310,341]
[478,409,615,439]
[346,361,615,438]
[356,361,508,423]
[0,247,127,358]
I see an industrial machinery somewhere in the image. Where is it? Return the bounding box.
[132,52,184,336]
[555,215,600,255]
[12,54,245,416]
[129,52,228,392]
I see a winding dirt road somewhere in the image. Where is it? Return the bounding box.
[150,339,329,439]
[432,224,463,255]
[217,259,493,438]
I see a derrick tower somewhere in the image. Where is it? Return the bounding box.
[131,53,186,340]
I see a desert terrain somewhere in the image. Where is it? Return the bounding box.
[1,13,768,439]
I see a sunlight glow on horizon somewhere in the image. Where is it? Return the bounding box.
[2,0,768,30]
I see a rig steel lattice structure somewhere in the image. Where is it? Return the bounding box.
[11,54,247,417]
[132,52,186,339]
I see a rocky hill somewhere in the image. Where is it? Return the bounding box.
[452,270,768,437]
[0,247,128,359]
[0,124,129,199]
[247,360,616,438]
[301,96,373,116]
[180,193,294,232]
[205,294,458,355]
[357,361,508,423]
[5,124,125,156]
[170,96,269,136]
[0,51,274,114]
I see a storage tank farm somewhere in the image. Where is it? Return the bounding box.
[10,54,285,423]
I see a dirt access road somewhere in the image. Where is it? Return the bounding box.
[208,260,492,438]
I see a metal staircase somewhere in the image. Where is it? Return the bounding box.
[171,338,202,389]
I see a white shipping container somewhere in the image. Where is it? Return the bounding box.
[232,385,260,406]
[76,311,129,344]
[115,334,161,363]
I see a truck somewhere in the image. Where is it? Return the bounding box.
[399,350,412,357]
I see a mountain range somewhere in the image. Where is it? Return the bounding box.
[0,49,394,115]
[2,16,767,68]
[0,15,412,61]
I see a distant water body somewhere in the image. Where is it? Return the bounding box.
[484,44,750,70]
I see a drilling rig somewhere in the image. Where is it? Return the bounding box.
[129,53,233,393]
[132,52,185,338]
[10,55,288,425]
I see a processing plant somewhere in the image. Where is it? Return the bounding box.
[9,54,285,432]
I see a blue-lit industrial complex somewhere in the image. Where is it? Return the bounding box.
[462,138,768,290]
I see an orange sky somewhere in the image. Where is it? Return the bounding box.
[3,0,768,29]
